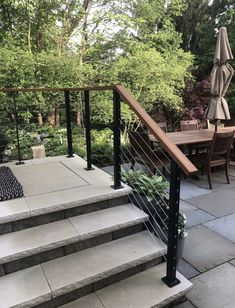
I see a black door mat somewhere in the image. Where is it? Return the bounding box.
[0,166,24,201]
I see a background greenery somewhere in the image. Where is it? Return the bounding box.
[0,0,234,165]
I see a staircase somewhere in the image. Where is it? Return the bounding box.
[0,157,192,308]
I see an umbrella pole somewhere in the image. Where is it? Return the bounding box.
[215,124,218,132]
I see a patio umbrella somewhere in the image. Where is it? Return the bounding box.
[206,27,234,131]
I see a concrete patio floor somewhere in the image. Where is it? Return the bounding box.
[174,164,235,308]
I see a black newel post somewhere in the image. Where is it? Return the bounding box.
[64,90,74,158]
[112,90,122,189]
[12,92,24,165]
[162,160,181,287]
[84,90,93,170]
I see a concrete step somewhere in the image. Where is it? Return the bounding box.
[0,195,129,235]
[0,204,148,276]
[60,263,192,308]
[0,231,166,308]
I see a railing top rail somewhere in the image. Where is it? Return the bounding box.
[0,85,114,93]
[114,85,198,176]
[0,84,197,175]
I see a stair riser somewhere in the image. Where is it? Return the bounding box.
[34,257,162,308]
[0,223,145,276]
[0,196,129,235]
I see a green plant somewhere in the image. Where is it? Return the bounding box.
[156,199,187,239]
[122,169,169,202]
[0,129,8,155]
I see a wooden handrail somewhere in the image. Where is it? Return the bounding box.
[114,85,198,175]
[0,85,113,93]
[0,84,197,175]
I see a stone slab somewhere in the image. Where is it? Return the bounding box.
[0,265,51,307]
[69,204,148,239]
[185,209,215,228]
[187,263,235,308]
[42,231,166,297]
[12,161,89,197]
[180,201,198,214]
[186,188,235,217]
[177,259,199,280]
[0,198,30,224]
[26,184,131,216]
[96,263,192,308]
[61,293,103,308]
[230,259,235,266]
[183,225,235,272]
[180,181,211,200]
[186,172,235,189]
[204,212,235,243]
[0,220,78,264]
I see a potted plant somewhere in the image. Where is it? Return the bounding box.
[122,169,169,226]
[154,198,187,263]
[122,169,187,263]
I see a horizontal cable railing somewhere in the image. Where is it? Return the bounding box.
[0,85,196,288]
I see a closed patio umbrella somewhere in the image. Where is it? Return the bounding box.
[206,27,234,131]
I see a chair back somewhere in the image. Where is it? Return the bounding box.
[128,131,153,162]
[157,122,168,133]
[180,120,199,131]
[209,131,234,159]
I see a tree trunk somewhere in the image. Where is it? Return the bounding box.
[48,108,55,125]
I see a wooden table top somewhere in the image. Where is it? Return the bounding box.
[150,126,235,146]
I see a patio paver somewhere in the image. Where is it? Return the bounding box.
[12,161,89,197]
[185,209,215,228]
[177,259,200,280]
[183,225,235,272]
[230,259,235,266]
[180,182,211,200]
[187,263,235,308]
[180,200,198,213]
[204,212,235,243]
[185,188,235,217]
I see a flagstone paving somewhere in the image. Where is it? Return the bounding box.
[176,165,235,307]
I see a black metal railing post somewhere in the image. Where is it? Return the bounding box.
[64,90,74,158]
[162,160,181,287]
[112,90,123,189]
[12,92,24,165]
[84,90,93,170]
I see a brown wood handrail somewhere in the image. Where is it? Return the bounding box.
[114,85,198,175]
[0,84,197,175]
[0,85,114,93]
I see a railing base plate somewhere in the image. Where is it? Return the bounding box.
[161,277,180,288]
[15,161,25,165]
[66,155,75,158]
[84,167,95,171]
[111,184,123,190]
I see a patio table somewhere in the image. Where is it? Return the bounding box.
[149,126,235,146]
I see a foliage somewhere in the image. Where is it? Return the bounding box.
[0,129,8,154]
[156,199,188,239]
[91,142,113,167]
[121,169,169,202]
[182,77,211,126]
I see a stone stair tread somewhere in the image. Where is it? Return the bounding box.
[0,231,166,307]
[42,231,166,297]
[0,265,51,308]
[69,203,148,238]
[0,204,147,264]
[61,264,193,308]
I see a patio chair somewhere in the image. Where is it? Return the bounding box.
[180,119,208,155]
[180,120,199,131]
[189,131,234,189]
[128,131,168,174]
